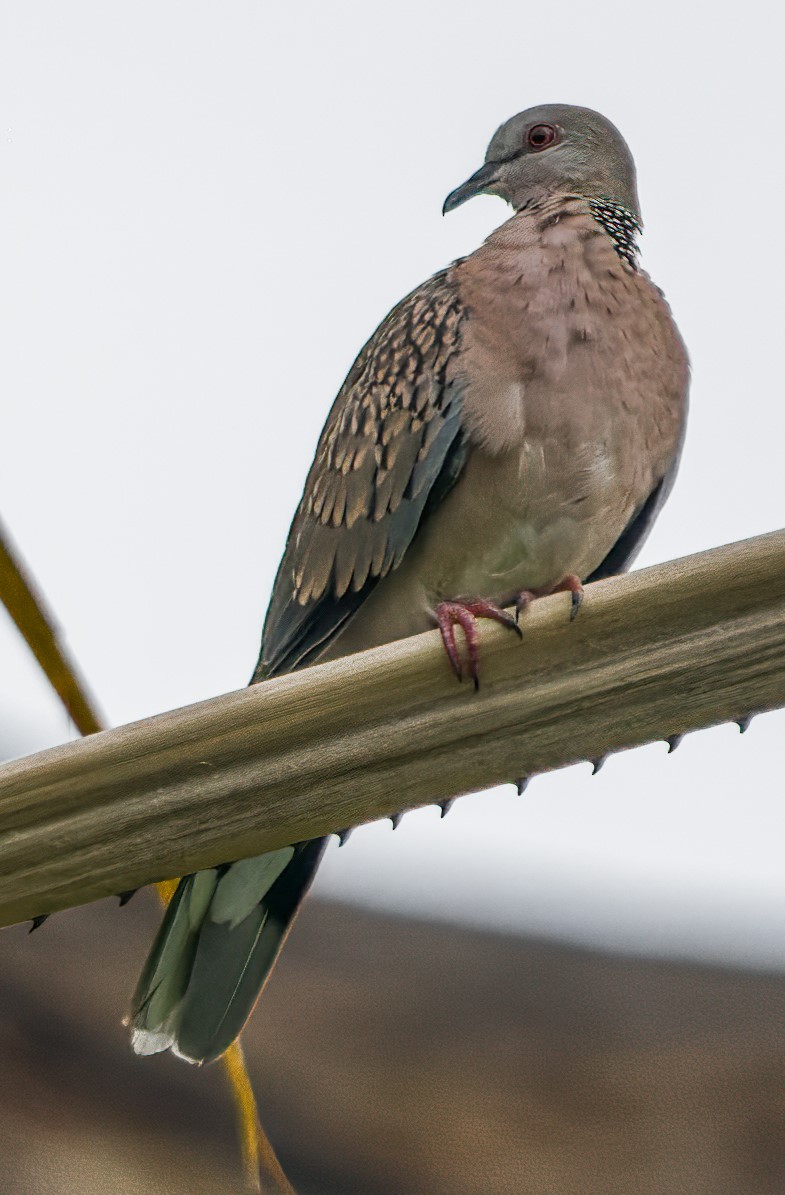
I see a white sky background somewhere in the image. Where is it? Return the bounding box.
[2,1,784,966]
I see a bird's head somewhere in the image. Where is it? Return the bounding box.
[443,104,640,222]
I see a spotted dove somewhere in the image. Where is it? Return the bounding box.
[130,104,689,1062]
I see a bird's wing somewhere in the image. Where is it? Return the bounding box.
[587,436,685,583]
[256,270,467,677]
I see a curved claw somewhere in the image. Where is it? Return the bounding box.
[389,812,404,830]
[551,574,584,620]
[438,799,455,818]
[515,574,584,627]
[29,914,49,933]
[515,592,533,625]
[591,756,606,775]
[666,734,683,753]
[336,828,354,847]
[434,598,521,689]
[516,776,530,795]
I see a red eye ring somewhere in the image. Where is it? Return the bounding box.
[527,123,557,150]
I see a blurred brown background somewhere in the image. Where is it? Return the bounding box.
[2,890,785,1194]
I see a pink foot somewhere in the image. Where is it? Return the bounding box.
[434,599,521,689]
[551,573,585,620]
[515,590,534,623]
[516,573,585,624]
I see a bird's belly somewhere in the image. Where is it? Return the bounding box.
[416,443,633,602]
[323,478,626,662]
[438,512,596,600]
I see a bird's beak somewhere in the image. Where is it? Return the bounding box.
[442,161,501,214]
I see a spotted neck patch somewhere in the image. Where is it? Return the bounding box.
[588,198,641,269]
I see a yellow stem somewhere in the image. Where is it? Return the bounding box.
[0,517,104,736]
[224,1041,296,1194]
[154,880,295,1192]
[223,1041,264,1191]
[1,517,289,1194]
[154,880,292,1193]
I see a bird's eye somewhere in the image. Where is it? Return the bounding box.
[527,124,557,150]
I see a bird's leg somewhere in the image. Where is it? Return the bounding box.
[434,599,521,689]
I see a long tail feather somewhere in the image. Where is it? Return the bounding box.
[130,839,326,1064]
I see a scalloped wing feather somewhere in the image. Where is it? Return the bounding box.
[258,270,466,678]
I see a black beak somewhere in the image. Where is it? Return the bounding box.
[442,161,501,215]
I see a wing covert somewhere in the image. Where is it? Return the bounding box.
[257,270,466,678]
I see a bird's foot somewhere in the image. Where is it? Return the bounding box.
[515,573,584,624]
[434,599,521,689]
[551,573,584,620]
[515,590,535,623]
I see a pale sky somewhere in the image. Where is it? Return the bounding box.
[2,1,784,965]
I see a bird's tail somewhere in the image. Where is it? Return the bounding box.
[129,838,327,1064]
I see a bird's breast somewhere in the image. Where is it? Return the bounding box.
[426,204,689,598]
